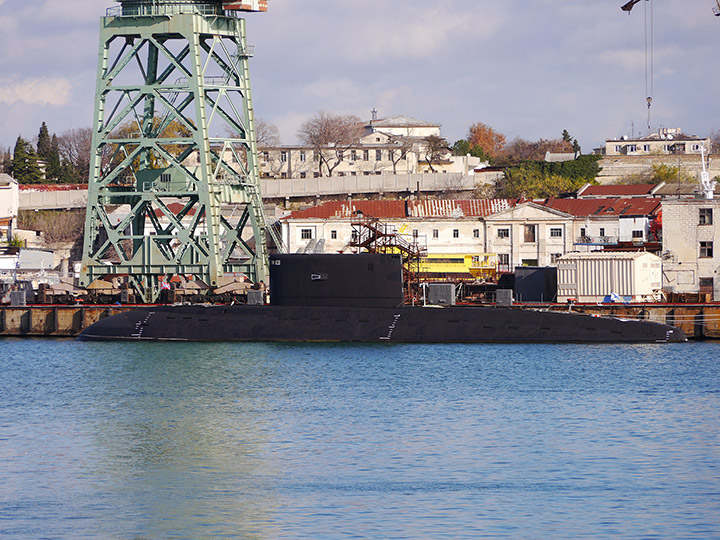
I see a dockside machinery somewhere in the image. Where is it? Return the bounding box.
[80,0,270,302]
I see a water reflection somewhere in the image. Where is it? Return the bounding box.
[1,340,719,539]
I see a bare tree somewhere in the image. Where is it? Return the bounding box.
[297,111,365,177]
[382,130,416,174]
[57,127,92,182]
[421,135,450,173]
[255,118,281,147]
[710,129,720,154]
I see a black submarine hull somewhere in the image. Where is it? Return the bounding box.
[78,304,686,343]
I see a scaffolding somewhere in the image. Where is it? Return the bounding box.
[348,214,427,302]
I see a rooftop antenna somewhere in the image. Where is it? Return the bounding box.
[700,143,716,199]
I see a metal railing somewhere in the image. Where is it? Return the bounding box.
[575,235,619,245]
[107,3,223,17]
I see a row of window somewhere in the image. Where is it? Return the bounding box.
[613,143,701,153]
[269,149,405,164]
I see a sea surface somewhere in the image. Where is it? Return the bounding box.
[1,339,719,539]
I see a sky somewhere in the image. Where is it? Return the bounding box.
[0,0,718,154]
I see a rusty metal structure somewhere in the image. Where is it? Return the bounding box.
[348,214,427,301]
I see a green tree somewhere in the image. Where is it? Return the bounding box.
[37,122,53,161]
[451,139,490,160]
[11,136,43,184]
[494,163,588,198]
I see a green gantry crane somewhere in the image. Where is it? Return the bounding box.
[80,0,273,302]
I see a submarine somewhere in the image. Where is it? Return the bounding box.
[78,254,686,343]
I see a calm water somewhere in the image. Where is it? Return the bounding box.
[1,339,719,539]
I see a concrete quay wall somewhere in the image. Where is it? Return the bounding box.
[0,305,135,338]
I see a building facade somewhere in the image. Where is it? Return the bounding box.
[0,174,19,241]
[661,198,720,299]
[259,115,481,180]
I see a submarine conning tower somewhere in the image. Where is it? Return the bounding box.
[80,0,272,303]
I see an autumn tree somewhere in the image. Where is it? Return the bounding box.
[499,137,573,165]
[297,111,365,177]
[467,122,506,159]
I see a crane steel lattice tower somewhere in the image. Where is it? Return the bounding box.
[80,0,270,302]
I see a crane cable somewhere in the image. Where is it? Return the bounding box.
[644,0,654,129]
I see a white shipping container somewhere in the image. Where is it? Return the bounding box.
[557,251,662,303]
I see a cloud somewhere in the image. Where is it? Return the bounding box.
[0,77,72,106]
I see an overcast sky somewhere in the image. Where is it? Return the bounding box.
[0,0,717,153]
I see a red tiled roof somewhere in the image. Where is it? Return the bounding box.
[579,184,655,197]
[152,202,197,218]
[408,199,516,218]
[285,200,407,220]
[542,197,661,217]
[19,183,88,191]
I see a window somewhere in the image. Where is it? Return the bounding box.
[432,229,439,239]
[632,230,643,239]
[331,230,337,240]
[388,149,394,161]
[580,227,586,237]
[376,149,382,161]
[301,228,313,240]
[299,172,306,179]
[498,253,510,269]
[700,241,714,258]
[313,151,320,162]
[643,144,650,152]
[299,151,306,162]
[550,228,562,238]
[627,144,637,152]
[363,149,369,161]
[338,151,344,161]
[524,224,536,243]
[599,228,605,237]
[350,150,357,161]
[692,144,701,151]
[497,228,510,239]
[262,151,269,161]
[550,253,562,264]
[700,208,713,225]
[473,229,480,239]
[453,229,459,238]
[413,229,419,239]
[280,151,288,163]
